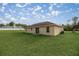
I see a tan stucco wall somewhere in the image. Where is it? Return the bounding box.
[26,28,35,33]
[26,28,32,33]
[37,26,54,35]
[53,26,64,36]
[26,26,63,36]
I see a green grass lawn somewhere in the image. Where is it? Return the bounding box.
[0,30,79,56]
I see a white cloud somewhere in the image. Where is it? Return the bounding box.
[2,3,8,6]
[32,6,42,15]
[49,3,62,11]
[34,14,41,18]
[12,10,16,13]
[34,6,42,11]
[41,15,46,19]
[16,3,29,7]
[27,8,34,11]
[49,3,64,9]
[2,20,7,24]
[56,5,61,8]
[54,4,64,8]
[33,13,51,22]
[41,10,44,13]
[77,8,79,9]
[8,9,12,12]
[65,8,73,13]
[19,12,23,15]
[69,8,73,11]
[4,13,17,23]
[5,13,12,18]
[26,13,30,15]
[8,9,17,14]
[0,18,2,20]
[77,8,79,10]
[53,3,57,6]
[65,10,70,13]
[47,13,51,16]
[32,11,36,15]
[20,17,27,20]
[58,3,64,6]
[0,18,8,24]
[49,4,53,11]
[11,17,16,22]
[0,3,8,12]
[19,17,30,24]
[51,10,61,16]
[0,6,5,12]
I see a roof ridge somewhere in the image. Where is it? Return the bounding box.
[31,21,55,25]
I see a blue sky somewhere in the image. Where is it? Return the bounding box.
[0,3,79,25]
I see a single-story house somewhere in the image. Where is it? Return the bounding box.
[26,21,64,36]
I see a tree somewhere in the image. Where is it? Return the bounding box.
[72,16,78,32]
[9,22,15,27]
[72,16,78,25]
[64,16,79,31]
[16,23,27,28]
[76,21,79,31]
[64,24,72,31]
[0,24,5,27]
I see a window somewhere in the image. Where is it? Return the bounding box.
[36,27,39,34]
[31,28,32,31]
[46,26,50,32]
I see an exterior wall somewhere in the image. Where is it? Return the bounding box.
[31,28,35,34]
[27,26,54,36]
[53,26,64,36]
[38,26,54,35]
[26,26,63,36]
[26,28,32,33]
[26,28,35,33]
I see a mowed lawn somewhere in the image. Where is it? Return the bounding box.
[0,30,79,56]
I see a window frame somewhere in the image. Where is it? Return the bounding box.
[46,26,50,33]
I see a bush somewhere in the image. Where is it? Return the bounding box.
[60,31,64,34]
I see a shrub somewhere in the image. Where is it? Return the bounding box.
[60,31,64,34]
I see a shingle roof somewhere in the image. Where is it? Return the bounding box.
[28,21,63,28]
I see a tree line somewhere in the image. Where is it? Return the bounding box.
[0,22,27,28]
[64,16,79,32]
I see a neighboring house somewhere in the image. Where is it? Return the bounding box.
[26,21,64,36]
[0,26,24,30]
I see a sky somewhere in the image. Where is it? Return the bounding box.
[0,3,79,25]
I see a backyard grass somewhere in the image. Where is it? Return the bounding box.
[0,30,79,56]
